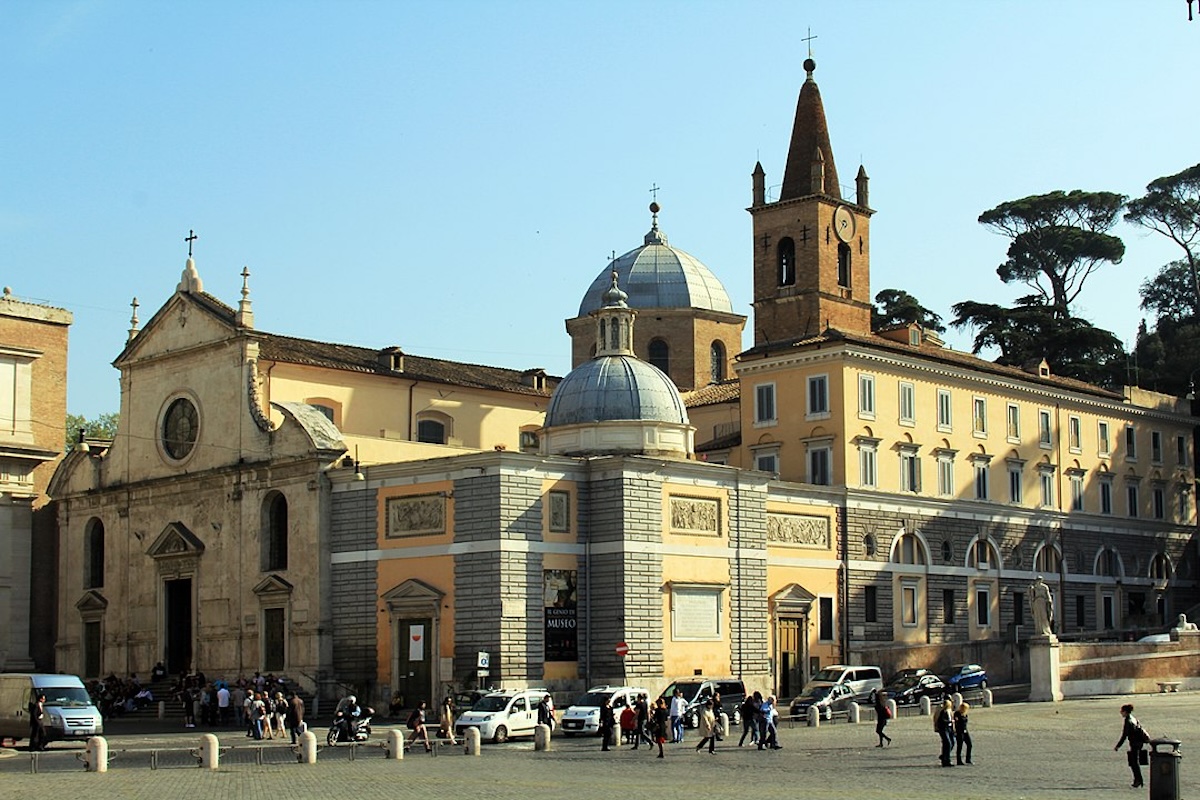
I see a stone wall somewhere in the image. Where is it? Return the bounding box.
[1059,631,1200,696]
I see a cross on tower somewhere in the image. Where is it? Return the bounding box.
[802,27,817,57]
[649,183,660,202]
[185,229,198,257]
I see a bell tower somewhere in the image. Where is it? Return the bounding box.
[749,57,874,346]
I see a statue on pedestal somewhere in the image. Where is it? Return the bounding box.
[1030,576,1054,637]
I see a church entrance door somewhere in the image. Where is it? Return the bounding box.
[164,578,193,675]
[394,618,433,709]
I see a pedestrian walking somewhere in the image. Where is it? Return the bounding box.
[668,689,687,743]
[632,694,654,750]
[439,696,458,744]
[694,699,717,754]
[27,691,47,751]
[285,692,306,744]
[599,697,616,751]
[711,692,724,741]
[738,692,761,747]
[1114,703,1148,788]
[873,689,892,747]
[954,701,972,764]
[758,695,781,750]
[652,697,670,758]
[406,700,433,752]
[934,699,955,767]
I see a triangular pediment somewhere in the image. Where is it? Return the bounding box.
[75,590,108,613]
[252,574,294,596]
[147,521,206,558]
[115,291,238,368]
[382,578,444,615]
[772,582,816,615]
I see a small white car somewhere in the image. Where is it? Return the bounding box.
[560,686,647,736]
[454,689,548,743]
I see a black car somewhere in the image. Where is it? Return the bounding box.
[884,673,946,705]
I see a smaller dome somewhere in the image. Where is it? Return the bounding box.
[544,356,688,428]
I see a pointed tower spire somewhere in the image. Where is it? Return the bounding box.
[236,266,254,328]
[780,57,840,201]
[752,161,766,207]
[856,164,870,208]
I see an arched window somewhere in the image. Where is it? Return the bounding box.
[893,533,926,565]
[1150,553,1172,581]
[1096,547,1121,577]
[968,539,999,570]
[262,492,288,571]
[416,410,453,445]
[710,341,726,383]
[84,518,105,589]
[777,238,796,286]
[940,540,952,564]
[1034,544,1062,575]
[648,339,670,374]
[837,242,851,287]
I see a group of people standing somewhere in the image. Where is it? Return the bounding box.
[932,698,973,767]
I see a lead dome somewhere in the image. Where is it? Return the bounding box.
[576,204,733,316]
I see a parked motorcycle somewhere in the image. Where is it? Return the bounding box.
[326,712,373,745]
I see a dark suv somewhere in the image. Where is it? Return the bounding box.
[659,678,748,727]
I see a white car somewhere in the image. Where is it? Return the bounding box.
[454,689,547,743]
[560,686,648,736]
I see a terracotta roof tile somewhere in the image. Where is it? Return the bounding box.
[682,380,741,408]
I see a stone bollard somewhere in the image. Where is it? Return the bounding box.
[199,733,219,770]
[719,711,730,737]
[951,692,963,710]
[299,730,317,764]
[534,723,552,751]
[981,688,993,708]
[85,736,108,773]
[807,706,820,728]
[887,698,898,720]
[848,702,860,724]
[387,729,405,760]
[465,727,481,756]
[158,700,165,720]
[919,696,932,716]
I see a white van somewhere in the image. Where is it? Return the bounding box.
[560,685,647,736]
[790,665,882,716]
[0,674,104,746]
[454,688,547,743]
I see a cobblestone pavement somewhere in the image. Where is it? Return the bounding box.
[1,691,1195,799]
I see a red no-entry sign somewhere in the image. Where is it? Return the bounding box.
[615,642,630,657]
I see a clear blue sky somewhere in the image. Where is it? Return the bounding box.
[3,1,1197,420]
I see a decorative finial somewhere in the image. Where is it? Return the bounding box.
[127,297,140,343]
[236,266,254,328]
[185,229,198,258]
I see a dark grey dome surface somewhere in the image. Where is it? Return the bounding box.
[576,231,733,316]
[544,355,688,427]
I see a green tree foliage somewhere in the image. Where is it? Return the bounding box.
[1126,163,1200,311]
[950,297,1126,387]
[871,289,946,333]
[1140,259,1200,327]
[978,190,1126,319]
[65,412,119,451]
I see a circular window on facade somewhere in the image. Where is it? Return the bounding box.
[161,396,199,461]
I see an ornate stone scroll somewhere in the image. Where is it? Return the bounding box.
[386,494,445,538]
[766,513,830,549]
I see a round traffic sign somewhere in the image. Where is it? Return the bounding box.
[615,641,630,657]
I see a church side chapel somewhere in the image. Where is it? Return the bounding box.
[49,55,1198,709]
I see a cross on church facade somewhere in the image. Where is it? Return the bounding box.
[185,229,198,257]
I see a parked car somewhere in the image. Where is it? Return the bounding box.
[790,682,854,720]
[885,672,946,705]
[454,688,547,743]
[885,667,931,685]
[944,664,988,693]
[658,678,748,727]
[559,686,647,736]
[801,665,884,704]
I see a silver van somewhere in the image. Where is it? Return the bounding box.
[790,665,882,715]
[0,674,103,746]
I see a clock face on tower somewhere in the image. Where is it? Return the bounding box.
[161,396,199,460]
[833,205,856,244]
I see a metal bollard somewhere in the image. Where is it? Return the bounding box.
[299,730,317,764]
[807,706,819,728]
[465,727,481,756]
[847,702,860,724]
[387,729,405,760]
[534,723,552,751]
[199,733,219,769]
[85,736,108,773]
[1149,738,1182,800]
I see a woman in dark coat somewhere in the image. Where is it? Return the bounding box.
[934,699,955,767]
[953,701,972,764]
[872,689,892,747]
[652,697,670,758]
[1114,703,1146,788]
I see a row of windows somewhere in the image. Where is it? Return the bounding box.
[775,237,853,289]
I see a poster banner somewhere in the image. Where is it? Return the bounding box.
[409,624,425,661]
[544,569,578,661]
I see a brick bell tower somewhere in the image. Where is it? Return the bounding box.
[749,56,874,346]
